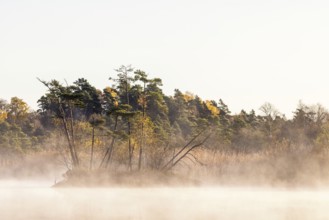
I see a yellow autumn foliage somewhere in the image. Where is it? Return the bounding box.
[104,87,118,98]
[0,110,7,122]
[104,87,119,107]
[205,100,220,116]
[7,97,29,123]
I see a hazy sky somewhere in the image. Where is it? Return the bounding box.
[1,0,329,117]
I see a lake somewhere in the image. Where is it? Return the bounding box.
[0,180,329,220]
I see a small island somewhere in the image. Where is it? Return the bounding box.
[1,66,329,187]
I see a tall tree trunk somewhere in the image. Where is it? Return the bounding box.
[138,123,143,170]
[126,77,133,171]
[100,115,118,169]
[128,120,132,171]
[138,83,146,171]
[89,125,95,170]
[107,115,118,167]
[68,102,79,166]
[59,103,78,168]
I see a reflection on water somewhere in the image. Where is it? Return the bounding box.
[1,182,329,220]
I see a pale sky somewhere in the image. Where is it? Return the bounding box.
[1,0,329,118]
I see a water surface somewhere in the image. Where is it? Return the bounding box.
[1,181,328,220]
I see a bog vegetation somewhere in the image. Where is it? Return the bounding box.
[1,65,329,186]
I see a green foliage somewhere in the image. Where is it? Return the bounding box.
[2,66,329,172]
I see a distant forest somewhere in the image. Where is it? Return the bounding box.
[1,65,329,181]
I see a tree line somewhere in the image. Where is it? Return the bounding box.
[1,65,329,173]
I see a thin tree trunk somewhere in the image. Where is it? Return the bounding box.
[106,115,118,167]
[165,134,211,171]
[68,102,79,166]
[126,76,133,171]
[90,125,95,170]
[59,103,78,168]
[105,135,116,168]
[128,121,132,171]
[138,122,144,170]
[138,83,146,171]
[99,115,118,169]
[161,129,206,170]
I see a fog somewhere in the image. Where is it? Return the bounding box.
[2,152,329,220]
[1,180,329,220]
